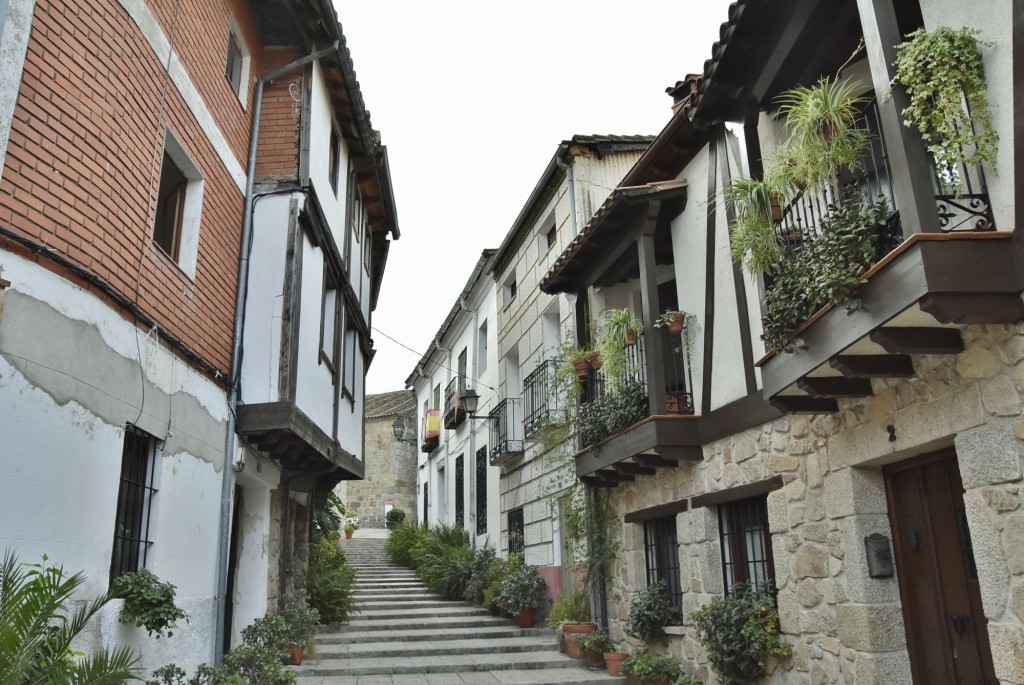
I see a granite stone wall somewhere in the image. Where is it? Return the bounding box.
[340,414,417,527]
[605,324,1024,684]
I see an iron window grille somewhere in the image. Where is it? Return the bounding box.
[110,426,159,585]
[508,508,525,555]
[455,454,465,528]
[523,360,562,437]
[443,375,467,429]
[422,482,428,524]
[475,446,488,535]
[718,495,775,595]
[489,398,524,464]
[643,516,683,608]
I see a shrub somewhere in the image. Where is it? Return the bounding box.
[620,650,682,683]
[463,546,497,604]
[625,580,684,645]
[577,629,615,660]
[313,491,346,540]
[547,587,590,626]
[418,542,474,599]
[277,592,320,647]
[482,557,511,613]
[240,613,289,654]
[114,568,189,638]
[498,555,548,614]
[386,508,406,525]
[385,522,429,568]
[0,550,141,683]
[690,583,791,685]
[306,537,357,624]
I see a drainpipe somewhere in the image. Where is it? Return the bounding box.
[461,295,480,542]
[556,148,579,236]
[215,40,339,664]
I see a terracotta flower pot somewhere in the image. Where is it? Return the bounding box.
[625,330,638,346]
[667,312,685,334]
[517,607,536,628]
[562,621,597,659]
[573,359,590,379]
[345,530,354,539]
[286,645,304,666]
[604,651,628,676]
[587,350,602,371]
[769,192,784,223]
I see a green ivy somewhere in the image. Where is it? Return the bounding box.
[690,583,791,685]
[114,568,188,638]
[576,379,647,449]
[761,195,889,352]
[625,579,684,645]
[893,26,998,175]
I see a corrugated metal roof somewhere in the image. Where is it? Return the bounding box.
[365,390,416,419]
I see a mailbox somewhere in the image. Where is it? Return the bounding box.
[864,533,894,578]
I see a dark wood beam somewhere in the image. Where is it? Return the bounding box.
[869,327,964,355]
[635,454,679,468]
[614,462,657,477]
[655,446,703,461]
[770,396,840,414]
[580,475,617,488]
[624,499,688,524]
[920,293,1024,325]
[596,469,634,483]
[829,354,915,378]
[638,202,667,416]
[797,376,874,398]
[690,476,785,509]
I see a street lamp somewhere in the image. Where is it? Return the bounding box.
[391,415,417,445]
[459,387,497,421]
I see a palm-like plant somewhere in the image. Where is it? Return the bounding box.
[723,177,785,275]
[0,549,141,685]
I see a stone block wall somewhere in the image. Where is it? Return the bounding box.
[340,414,417,527]
[605,324,1024,684]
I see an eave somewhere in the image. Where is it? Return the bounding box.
[758,233,1024,410]
[237,401,365,485]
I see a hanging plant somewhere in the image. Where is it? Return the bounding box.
[892,26,998,174]
[767,77,870,191]
[596,308,643,387]
[723,177,785,275]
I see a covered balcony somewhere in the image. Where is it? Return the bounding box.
[443,376,467,429]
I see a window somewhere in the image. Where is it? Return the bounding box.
[503,273,517,305]
[718,496,775,594]
[320,268,339,370]
[545,224,557,251]
[643,516,682,608]
[433,383,441,412]
[110,426,159,584]
[223,22,250,105]
[341,313,357,402]
[475,446,487,535]
[455,454,465,528]
[329,127,341,196]
[477,320,488,374]
[152,132,203,277]
[422,482,429,525]
[508,508,525,555]
[363,223,372,274]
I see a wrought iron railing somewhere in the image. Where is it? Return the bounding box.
[523,360,563,438]
[489,398,524,465]
[576,328,694,451]
[443,376,466,429]
[932,94,996,232]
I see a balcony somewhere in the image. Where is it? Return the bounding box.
[443,376,467,429]
[523,360,562,438]
[488,398,524,466]
[421,409,440,453]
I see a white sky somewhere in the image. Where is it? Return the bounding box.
[338,1,735,394]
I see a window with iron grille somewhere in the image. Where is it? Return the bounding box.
[508,508,525,555]
[455,454,465,528]
[643,516,682,608]
[475,446,487,535]
[110,426,159,585]
[422,482,428,524]
[718,496,775,594]
[523,360,560,437]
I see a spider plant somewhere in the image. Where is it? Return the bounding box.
[723,177,785,275]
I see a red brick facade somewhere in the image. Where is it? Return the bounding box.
[0,0,265,375]
[254,48,303,183]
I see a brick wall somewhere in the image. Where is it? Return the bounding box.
[254,47,302,183]
[0,0,263,374]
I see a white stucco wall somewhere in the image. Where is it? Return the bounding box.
[294,231,333,431]
[308,59,349,250]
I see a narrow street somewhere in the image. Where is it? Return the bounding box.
[293,532,624,685]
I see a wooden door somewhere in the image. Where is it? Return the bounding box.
[885,451,997,684]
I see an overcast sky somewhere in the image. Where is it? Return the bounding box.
[337,1,734,394]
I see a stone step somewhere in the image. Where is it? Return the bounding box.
[292,650,590,677]
[356,606,490,620]
[296,669,625,685]
[314,625,547,645]
[313,635,554,659]
[357,599,467,610]
[320,615,514,633]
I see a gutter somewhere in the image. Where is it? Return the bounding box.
[215,40,338,664]
[555,150,579,237]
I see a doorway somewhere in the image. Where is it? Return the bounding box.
[884,450,997,684]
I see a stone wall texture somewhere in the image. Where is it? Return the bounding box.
[606,324,1024,684]
[340,414,417,527]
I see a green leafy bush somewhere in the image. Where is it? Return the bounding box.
[0,550,141,683]
[620,650,682,683]
[385,508,406,525]
[418,542,474,600]
[498,555,548,614]
[761,195,889,352]
[547,587,590,626]
[306,537,357,624]
[625,580,684,645]
[385,522,429,568]
[240,613,290,653]
[577,629,615,660]
[114,568,189,638]
[690,583,791,685]
[277,592,320,647]
[482,556,514,613]
[576,379,647,448]
[463,546,497,604]
[313,491,346,539]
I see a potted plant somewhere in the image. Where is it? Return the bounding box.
[497,555,548,628]
[386,507,406,529]
[344,516,360,539]
[240,612,291,665]
[625,580,684,645]
[690,583,791,685]
[113,568,188,638]
[577,629,615,669]
[620,650,682,685]
[555,339,594,399]
[547,587,591,652]
[722,177,785,275]
[603,648,630,677]
[278,591,320,665]
[599,307,643,348]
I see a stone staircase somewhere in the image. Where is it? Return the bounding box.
[294,533,625,684]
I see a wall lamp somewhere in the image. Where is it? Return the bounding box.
[459,388,497,421]
[391,415,418,445]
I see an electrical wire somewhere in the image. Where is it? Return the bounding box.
[371,326,498,392]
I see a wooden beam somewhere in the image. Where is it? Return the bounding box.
[691,476,785,509]
[637,202,667,416]
[829,354,915,378]
[771,396,839,414]
[654,446,703,461]
[580,475,617,488]
[797,376,874,398]
[613,462,657,477]
[624,499,688,524]
[920,293,1024,325]
[596,469,634,483]
[869,327,964,355]
[635,454,679,468]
